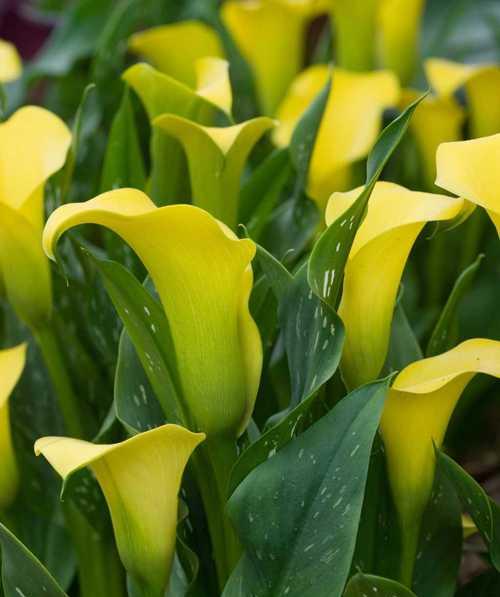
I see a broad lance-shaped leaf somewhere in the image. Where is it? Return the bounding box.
[154,114,275,229]
[274,65,399,208]
[0,39,21,83]
[0,344,26,510]
[326,181,462,389]
[436,133,500,235]
[223,377,391,597]
[43,190,262,439]
[0,106,71,330]
[222,0,326,115]
[437,450,500,571]
[0,522,68,597]
[379,339,500,585]
[344,573,418,597]
[36,425,205,597]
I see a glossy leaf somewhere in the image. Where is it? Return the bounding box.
[344,573,418,597]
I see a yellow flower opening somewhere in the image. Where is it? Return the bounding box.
[325,182,463,389]
[35,424,205,597]
[436,133,500,235]
[0,39,22,83]
[42,190,262,438]
[275,65,399,209]
[0,344,26,511]
[380,339,500,584]
[0,106,71,329]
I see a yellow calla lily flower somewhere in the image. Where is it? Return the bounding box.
[0,106,71,329]
[325,182,463,390]
[0,39,22,83]
[42,189,262,439]
[0,344,26,511]
[275,65,399,209]
[35,424,205,597]
[222,0,327,115]
[129,20,224,89]
[153,114,275,228]
[425,58,500,137]
[436,133,500,235]
[380,339,500,584]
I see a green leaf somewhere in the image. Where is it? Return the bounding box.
[223,377,391,597]
[344,573,418,596]
[308,93,427,309]
[0,522,68,597]
[253,243,293,303]
[426,254,484,357]
[383,302,423,374]
[437,449,500,570]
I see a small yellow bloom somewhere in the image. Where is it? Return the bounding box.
[36,424,205,597]
[436,133,500,235]
[0,344,26,511]
[275,65,399,209]
[0,39,22,83]
[325,182,463,390]
[42,190,262,438]
[222,0,327,115]
[0,107,71,329]
[380,339,500,583]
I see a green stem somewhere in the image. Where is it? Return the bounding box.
[399,520,419,588]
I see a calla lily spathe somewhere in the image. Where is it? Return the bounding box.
[0,39,22,83]
[380,339,500,584]
[0,106,71,330]
[436,133,500,235]
[153,113,275,228]
[426,58,500,137]
[0,344,26,511]
[325,182,463,390]
[42,189,262,439]
[275,65,399,209]
[35,424,205,597]
[222,0,327,115]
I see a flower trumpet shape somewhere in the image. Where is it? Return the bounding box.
[274,65,399,209]
[42,190,262,438]
[436,133,500,235]
[0,107,71,330]
[325,182,463,389]
[380,339,500,584]
[35,425,205,597]
[0,39,22,82]
[426,58,500,137]
[153,114,275,229]
[0,344,26,511]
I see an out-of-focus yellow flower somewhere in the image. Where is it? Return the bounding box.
[36,424,204,597]
[154,114,275,228]
[222,0,328,115]
[0,107,71,329]
[0,39,22,83]
[426,58,500,137]
[0,344,26,511]
[129,20,224,89]
[380,339,500,584]
[436,133,500,235]
[325,182,463,390]
[275,65,399,210]
[42,190,262,439]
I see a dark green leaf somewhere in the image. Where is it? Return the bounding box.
[253,244,293,303]
[384,302,423,374]
[456,569,500,596]
[344,573,418,596]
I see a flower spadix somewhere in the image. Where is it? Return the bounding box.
[0,39,22,82]
[436,133,500,235]
[426,58,500,137]
[325,181,463,390]
[0,344,26,511]
[0,106,71,329]
[35,424,204,597]
[222,0,327,115]
[275,65,399,209]
[43,189,262,438]
[154,114,275,228]
[380,339,500,583]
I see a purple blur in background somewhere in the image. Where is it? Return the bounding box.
[0,0,52,58]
